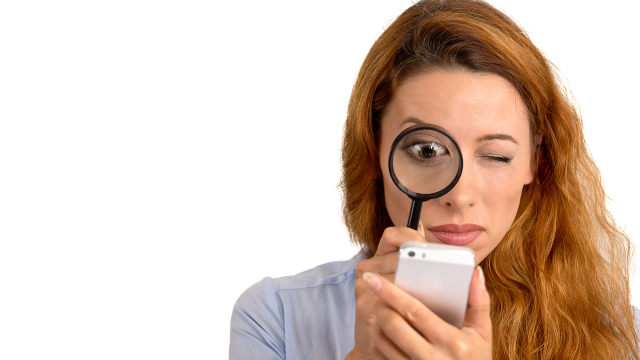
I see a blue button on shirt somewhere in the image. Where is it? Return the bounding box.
[229,251,640,359]
[229,251,366,359]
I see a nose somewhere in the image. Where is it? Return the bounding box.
[435,160,477,211]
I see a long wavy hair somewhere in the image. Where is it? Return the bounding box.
[339,0,639,358]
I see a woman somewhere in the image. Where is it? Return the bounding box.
[230,0,640,359]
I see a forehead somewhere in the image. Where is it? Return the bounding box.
[383,70,530,142]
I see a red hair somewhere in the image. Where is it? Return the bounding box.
[339,0,639,358]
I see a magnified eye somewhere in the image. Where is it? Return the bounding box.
[408,142,448,160]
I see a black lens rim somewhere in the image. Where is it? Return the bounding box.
[388,124,463,201]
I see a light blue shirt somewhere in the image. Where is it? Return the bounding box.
[229,251,640,359]
[229,251,366,359]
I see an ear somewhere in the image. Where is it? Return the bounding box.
[525,133,543,185]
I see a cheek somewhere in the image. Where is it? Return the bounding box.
[481,167,528,240]
[380,150,411,226]
[379,130,413,228]
[485,179,523,223]
[470,180,524,263]
[381,163,413,227]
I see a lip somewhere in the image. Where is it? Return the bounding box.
[428,223,484,246]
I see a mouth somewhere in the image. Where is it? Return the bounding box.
[428,223,484,246]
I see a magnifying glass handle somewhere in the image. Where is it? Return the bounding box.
[407,199,423,230]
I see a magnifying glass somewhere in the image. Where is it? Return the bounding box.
[388,124,463,230]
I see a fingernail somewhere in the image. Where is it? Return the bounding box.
[363,272,382,292]
[476,266,486,290]
[418,220,425,238]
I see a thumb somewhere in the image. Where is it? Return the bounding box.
[462,266,491,339]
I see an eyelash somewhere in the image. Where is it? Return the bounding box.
[480,155,513,164]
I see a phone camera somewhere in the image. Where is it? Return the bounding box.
[408,251,415,257]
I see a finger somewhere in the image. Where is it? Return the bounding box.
[354,274,397,331]
[355,274,395,298]
[370,343,388,360]
[363,272,454,344]
[462,266,492,340]
[376,227,426,256]
[372,321,410,360]
[356,226,427,279]
[418,220,426,239]
[354,287,376,323]
[374,298,434,358]
[355,254,398,279]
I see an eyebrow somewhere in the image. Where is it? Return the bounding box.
[476,134,518,144]
[400,117,427,127]
[399,117,518,144]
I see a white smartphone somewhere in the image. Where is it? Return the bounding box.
[395,241,475,328]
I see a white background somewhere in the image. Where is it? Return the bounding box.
[1,1,638,359]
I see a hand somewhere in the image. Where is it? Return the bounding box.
[347,224,427,360]
[364,267,492,360]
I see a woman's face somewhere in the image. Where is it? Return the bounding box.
[379,70,534,264]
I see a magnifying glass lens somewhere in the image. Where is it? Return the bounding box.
[391,128,461,197]
[388,125,463,230]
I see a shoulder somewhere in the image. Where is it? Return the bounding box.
[235,249,366,309]
[229,251,367,359]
